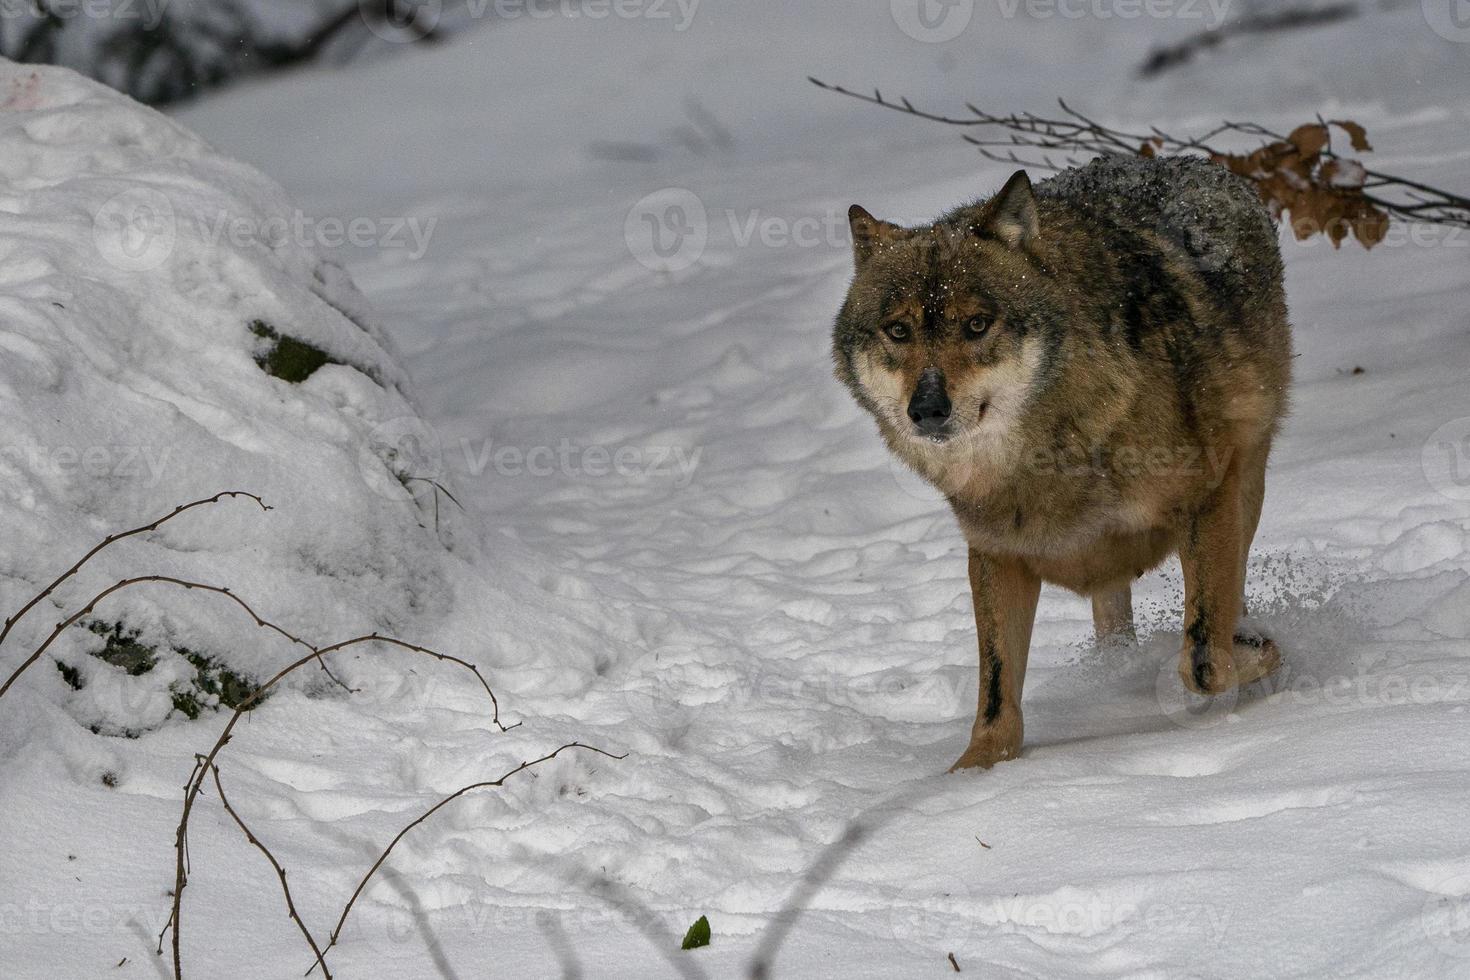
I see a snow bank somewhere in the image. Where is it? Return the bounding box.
[0,57,468,741]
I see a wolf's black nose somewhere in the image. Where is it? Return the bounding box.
[907,370,951,433]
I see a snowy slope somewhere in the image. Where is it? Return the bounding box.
[6,2,1470,978]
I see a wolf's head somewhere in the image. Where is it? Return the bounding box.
[833,171,1059,490]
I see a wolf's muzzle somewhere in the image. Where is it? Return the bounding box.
[907,368,952,436]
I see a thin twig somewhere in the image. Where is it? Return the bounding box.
[0,491,266,657]
[747,823,868,980]
[308,742,626,974]
[210,762,334,979]
[807,79,1470,230]
[162,627,515,978]
[532,850,708,980]
[0,575,352,703]
[536,910,585,980]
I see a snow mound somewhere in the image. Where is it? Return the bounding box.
[0,59,462,739]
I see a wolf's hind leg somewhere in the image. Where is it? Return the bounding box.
[1177,458,1280,696]
[1236,439,1270,619]
[1091,584,1135,645]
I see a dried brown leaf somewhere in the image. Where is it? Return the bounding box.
[1330,119,1373,153]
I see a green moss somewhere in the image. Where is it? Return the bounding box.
[170,687,205,721]
[178,649,259,713]
[250,319,337,383]
[55,659,83,690]
[86,622,157,675]
[80,621,264,724]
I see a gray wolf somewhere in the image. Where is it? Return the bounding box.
[832,155,1292,770]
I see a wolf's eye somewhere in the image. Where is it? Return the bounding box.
[882,321,911,342]
[963,316,992,339]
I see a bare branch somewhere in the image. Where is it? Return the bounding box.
[158,614,516,978]
[210,763,335,979]
[531,851,708,980]
[806,79,1470,234]
[0,490,266,659]
[309,742,627,974]
[747,824,867,980]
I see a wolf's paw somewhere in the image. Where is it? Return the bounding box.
[1178,631,1281,696]
[948,724,1022,772]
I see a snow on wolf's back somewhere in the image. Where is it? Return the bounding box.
[1036,154,1284,303]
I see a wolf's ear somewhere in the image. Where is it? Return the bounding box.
[981,170,1039,248]
[848,205,908,268]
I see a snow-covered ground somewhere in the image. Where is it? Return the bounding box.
[4,2,1470,977]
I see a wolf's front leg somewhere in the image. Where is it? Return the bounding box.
[950,550,1041,771]
[1177,460,1281,695]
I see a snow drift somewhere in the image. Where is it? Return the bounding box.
[0,57,464,739]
